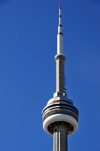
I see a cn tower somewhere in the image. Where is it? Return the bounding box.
[42,4,79,151]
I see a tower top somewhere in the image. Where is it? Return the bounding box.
[59,4,62,26]
[57,4,63,55]
[59,4,61,9]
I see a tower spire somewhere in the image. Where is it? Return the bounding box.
[56,3,65,96]
[57,4,63,55]
[59,4,62,25]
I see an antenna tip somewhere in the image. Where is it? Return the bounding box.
[59,4,61,9]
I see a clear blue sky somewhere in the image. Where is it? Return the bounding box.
[0,0,100,150]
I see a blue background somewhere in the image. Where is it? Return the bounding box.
[0,0,100,150]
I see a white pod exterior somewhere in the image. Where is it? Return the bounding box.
[43,114,78,136]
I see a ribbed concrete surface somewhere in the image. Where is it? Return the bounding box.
[56,58,64,96]
[53,125,67,151]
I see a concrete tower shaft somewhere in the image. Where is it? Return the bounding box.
[55,54,66,97]
[53,125,67,151]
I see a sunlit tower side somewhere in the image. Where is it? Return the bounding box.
[42,4,79,151]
